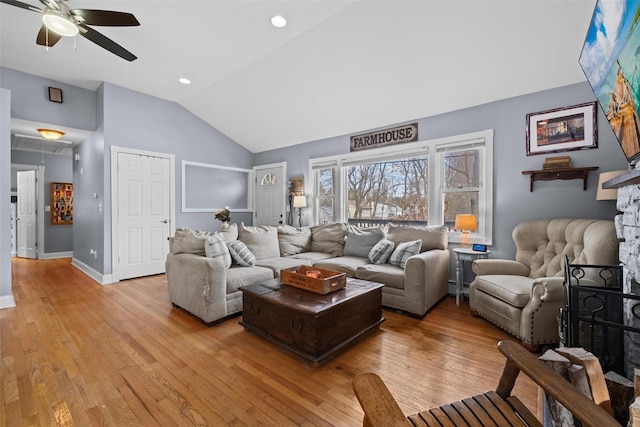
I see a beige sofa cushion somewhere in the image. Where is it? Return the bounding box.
[313,256,371,278]
[310,223,348,256]
[387,224,447,252]
[170,228,214,255]
[471,275,533,308]
[226,266,274,293]
[238,223,280,260]
[356,264,404,289]
[278,225,311,256]
[343,225,385,258]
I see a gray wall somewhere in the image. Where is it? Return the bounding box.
[1,88,14,307]
[1,67,96,130]
[254,82,628,261]
[11,150,73,254]
[72,82,256,275]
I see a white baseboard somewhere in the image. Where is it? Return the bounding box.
[0,294,16,309]
[44,251,73,259]
[71,257,114,285]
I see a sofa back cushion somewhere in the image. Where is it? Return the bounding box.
[513,218,618,278]
[238,223,280,260]
[278,225,311,256]
[170,228,214,255]
[387,224,448,252]
[343,225,385,258]
[169,225,238,256]
[310,223,348,257]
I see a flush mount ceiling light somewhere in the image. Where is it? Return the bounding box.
[271,15,287,28]
[42,10,79,37]
[178,77,191,85]
[37,128,65,140]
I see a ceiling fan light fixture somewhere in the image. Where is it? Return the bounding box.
[37,128,65,140]
[42,11,78,37]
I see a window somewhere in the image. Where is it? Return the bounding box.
[346,156,428,227]
[309,129,493,244]
[313,163,337,224]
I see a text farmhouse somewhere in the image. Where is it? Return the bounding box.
[350,123,418,152]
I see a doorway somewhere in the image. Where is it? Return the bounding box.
[12,164,45,259]
[253,162,286,227]
[110,146,175,282]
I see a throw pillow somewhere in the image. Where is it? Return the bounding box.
[343,225,386,258]
[217,223,238,242]
[278,225,311,256]
[238,223,280,260]
[368,239,395,264]
[170,228,214,256]
[310,223,348,256]
[227,240,256,266]
[388,240,422,268]
[204,234,232,268]
[387,224,447,252]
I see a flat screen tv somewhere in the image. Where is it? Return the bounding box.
[579,0,640,164]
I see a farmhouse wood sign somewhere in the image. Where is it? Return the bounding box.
[350,123,418,152]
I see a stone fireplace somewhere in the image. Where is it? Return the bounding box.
[609,164,640,377]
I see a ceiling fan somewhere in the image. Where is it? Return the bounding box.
[0,0,140,61]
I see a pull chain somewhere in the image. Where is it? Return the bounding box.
[73,34,77,52]
[45,26,49,52]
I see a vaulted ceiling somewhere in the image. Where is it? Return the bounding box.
[0,0,596,153]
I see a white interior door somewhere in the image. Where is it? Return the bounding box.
[254,163,286,227]
[17,170,37,259]
[117,152,171,280]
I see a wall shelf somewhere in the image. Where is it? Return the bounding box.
[521,166,599,192]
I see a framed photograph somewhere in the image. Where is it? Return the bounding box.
[48,87,63,103]
[526,102,597,156]
[50,182,73,225]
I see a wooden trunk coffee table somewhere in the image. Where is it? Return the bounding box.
[239,277,384,365]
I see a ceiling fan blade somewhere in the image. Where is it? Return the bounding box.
[36,24,62,46]
[69,9,139,26]
[78,25,137,62]
[38,0,58,10]
[0,0,41,12]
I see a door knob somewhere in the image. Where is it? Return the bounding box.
[160,219,168,223]
[278,221,283,224]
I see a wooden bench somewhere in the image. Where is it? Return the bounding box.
[353,340,621,427]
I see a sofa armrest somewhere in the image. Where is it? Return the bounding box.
[472,259,530,277]
[404,249,450,315]
[165,253,228,323]
[520,277,565,345]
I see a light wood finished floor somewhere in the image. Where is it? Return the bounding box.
[2,257,538,426]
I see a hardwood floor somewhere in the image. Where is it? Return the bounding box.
[1,257,538,426]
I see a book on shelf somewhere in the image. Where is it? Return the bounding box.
[542,155,572,169]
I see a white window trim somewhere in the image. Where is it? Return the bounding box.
[309,129,493,244]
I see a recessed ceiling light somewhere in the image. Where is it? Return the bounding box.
[178,77,191,85]
[271,15,287,28]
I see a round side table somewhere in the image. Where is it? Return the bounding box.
[453,248,490,306]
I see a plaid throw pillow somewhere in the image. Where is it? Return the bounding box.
[368,239,395,264]
[388,240,422,268]
[204,234,232,268]
[227,240,256,266]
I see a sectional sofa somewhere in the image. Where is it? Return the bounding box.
[166,222,450,324]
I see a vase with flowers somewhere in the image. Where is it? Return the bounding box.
[214,206,231,229]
